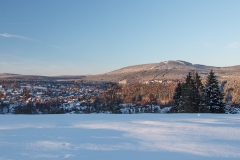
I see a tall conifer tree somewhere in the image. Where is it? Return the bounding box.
[181,73,193,112]
[180,72,200,112]
[173,82,182,112]
[202,70,225,113]
[193,71,203,94]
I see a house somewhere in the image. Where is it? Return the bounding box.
[119,79,127,85]
[36,92,43,95]
[2,106,9,114]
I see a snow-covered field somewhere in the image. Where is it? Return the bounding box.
[0,114,240,160]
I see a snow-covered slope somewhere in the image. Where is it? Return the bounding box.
[0,114,240,160]
[84,60,240,83]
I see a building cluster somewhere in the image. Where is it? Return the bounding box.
[143,79,174,84]
[0,81,173,114]
[0,81,100,114]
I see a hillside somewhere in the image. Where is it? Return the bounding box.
[83,60,240,83]
[2,60,240,83]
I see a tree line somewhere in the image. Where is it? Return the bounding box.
[100,82,176,109]
[173,70,225,113]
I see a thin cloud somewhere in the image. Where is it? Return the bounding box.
[0,33,41,42]
[0,33,60,49]
[226,42,240,49]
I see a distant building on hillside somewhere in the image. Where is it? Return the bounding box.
[119,79,127,85]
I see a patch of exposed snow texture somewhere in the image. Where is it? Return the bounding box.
[0,114,240,160]
[163,61,167,64]
[176,60,186,65]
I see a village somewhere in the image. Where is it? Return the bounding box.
[1,75,240,115]
[0,80,169,114]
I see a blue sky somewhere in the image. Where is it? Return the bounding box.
[1,0,240,76]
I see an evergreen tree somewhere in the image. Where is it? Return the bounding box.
[186,73,201,112]
[202,70,225,113]
[193,71,203,94]
[180,73,192,112]
[190,77,201,113]
[173,82,182,112]
[193,71,204,112]
[178,72,201,113]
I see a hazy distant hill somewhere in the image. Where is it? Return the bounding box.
[0,73,85,81]
[83,60,240,83]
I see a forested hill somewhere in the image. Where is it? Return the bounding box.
[83,60,240,83]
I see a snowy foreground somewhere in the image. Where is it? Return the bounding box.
[0,114,240,160]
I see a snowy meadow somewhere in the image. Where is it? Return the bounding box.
[0,114,240,160]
